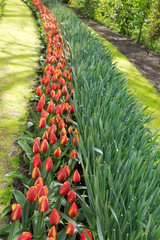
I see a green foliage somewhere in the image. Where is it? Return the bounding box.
[0,0,6,18]
[43,1,160,239]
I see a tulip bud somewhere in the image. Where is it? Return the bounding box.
[68,125,73,134]
[32,167,41,180]
[41,109,48,119]
[73,169,81,182]
[11,203,22,221]
[40,139,49,152]
[47,100,55,113]
[45,157,53,171]
[27,186,37,202]
[48,226,57,239]
[64,165,70,177]
[49,132,57,145]
[50,90,55,99]
[80,230,93,240]
[56,114,61,123]
[57,168,67,182]
[59,181,70,196]
[39,196,49,212]
[74,129,78,135]
[70,104,74,113]
[46,238,54,240]
[54,147,61,157]
[18,232,32,240]
[50,209,60,225]
[66,114,71,123]
[59,120,65,130]
[35,177,44,186]
[60,77,65,85]
[36,183,43,197]
[32,141,39,154]
[67,190,76,204]
[37,101,43,112]
[60,135,68,145]
[66,94,69,101]
[68,73,72,80]
[68,202,78,217]
[66,221,75,236]
[49,124,57,134]
[73,135,80,145]
[46,85,51,95]
[56,105,63,115]
[70,149,78,159]
[32,154,41,168]
[60,127,67,137]
[42,130,49,140]
[38,185,48,198]
[54,93,59,102]
[62,86,67,94]
[38,118,46,128]
[36,87,42,96]
[50,117,55,125]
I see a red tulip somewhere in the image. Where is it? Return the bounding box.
[74,129,78,135]
[27,186,37,202]
[39,196,49,212]
[37,101,43,112]
[47,100,55,113]
[38,185,48,198]
[59,120,65,130]
[42,130,49,140]
[67,190,76,204]
[49,133,57,145]
[68,125,73,134]
[50,90,55,98]
[38,118,46,128]
[40,139,49,152]
[73,169,81,182]
[70,149,78,159]
[32,167,41,179]
[66,221,75,236]
[50,209,60,225]
[46,85,51,95]
[41,109,48,119]
[35,176,44,186]
[80,230,93,240]
[11,203,22,221]
[48,226,57,239]
[32,141,39,154]
[60,135,68,145]
[68,73,72,80]
[68,202,78,217]
[59,181,70,196]
[62,86,67,94]
[45,157,53,171]
[17,232,32,240]
[54,147,61,157]
[70,104,74,113]
[49,124,57,134]
[32,154,41,168]
[56,105,63,115]
[60,127,67,137]
[56,114,61,123]
[50,117,55,125]
[36,87,42,96]
[66,114,71,123]
[73,135,80,145]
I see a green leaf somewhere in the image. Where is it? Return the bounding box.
[0,223,12,234]
[5,171,29,183]
[27,121,34,129]
[18,140,32,155]
[12,190,26,207]
[1,205,12,218]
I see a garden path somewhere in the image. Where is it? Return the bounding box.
[0,0,40,225]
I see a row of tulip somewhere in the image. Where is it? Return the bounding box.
[0,0,93,239]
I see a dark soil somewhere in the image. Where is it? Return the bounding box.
[65,4,160,92]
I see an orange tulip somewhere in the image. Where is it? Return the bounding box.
[56,105,63,115]
[70,149,78,159]
[60,135,68,145]
[80,230,93,240]
[41,109,48,119]
[59,120,65,130]
[68,125,73,134]
[73,135,80,145]
[45,157,53,171]
[49,124,57,134]
[66,114,71,123]
[39,196,49,212]
[42,130,49,140]
[27,186,37,202]
[59,181,70,196]
[38,118,46,128]
[60,127,67,137]
[36,87,42,96]
[70,104,74,113]
[35,176,44,186]
[32,141,39,154]
[56,114,61,123]
[67,190,76,204]
[50,117,55,125]
[50,89,55,98]
[46,85,51,95]
[66,221,75,236]
[62,86,67,94]
[68,202,78,217]
[31,167,41,179]
[11,203,22,221]
[47,100,55,113]
[38,185,48,198]
[49,133,57,145]
[50,209,60,225]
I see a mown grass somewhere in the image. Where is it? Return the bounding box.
[0,0,40,223]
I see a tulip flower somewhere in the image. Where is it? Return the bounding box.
[56,105,63,115]
[64,165,70,177]
[31,167,41,179]
[32,154,41,168]
[66,221,75,236]
[45,157,53,171]
[54,147,61,157]
[50,209,60,225]
[35,176,44,186]
[42,130,49,140]
[50,117,55,125]
[40,139,49,152]
[67,190,76,204]
[49,124,57,134]
[73,135,80,145]
[39,196,49,212]
[80,230,93,240]
[41,109,48,119]
[38,185,48,198]
[32,141,39,154]
[37,101,43,112]
[47,100,55,113]
[60,135,68,145]
[56,114,61,123]
[68,73,72,80]
[60,127,67,137]
[74,129,78,135]
[50,89,55,98]
[68,202,78,218]
[38,118,46,128]
[46,85,51,95]
[59,181,70,196]
[60,77,65,85]
[49,133,57,145]
[59,120,65,130]
[17,232,32,240]
[68,125,73,134]
[36,87,42,96]
[70,149,78,159]
[46,238,55,240]
[57,165,70,181]
[48,226,57,239]
[70,104,74,113]
[62,86,67,94]
[11,203,22,221]
[66,94,69,101]
[27,186,37,202]
[73,169,81,182]
[66,114,71,123]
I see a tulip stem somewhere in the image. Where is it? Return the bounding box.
[10,220,15,240]
[36,212,43,237]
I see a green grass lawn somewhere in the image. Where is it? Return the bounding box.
[89,29,160,139]
[0,0,40,223]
